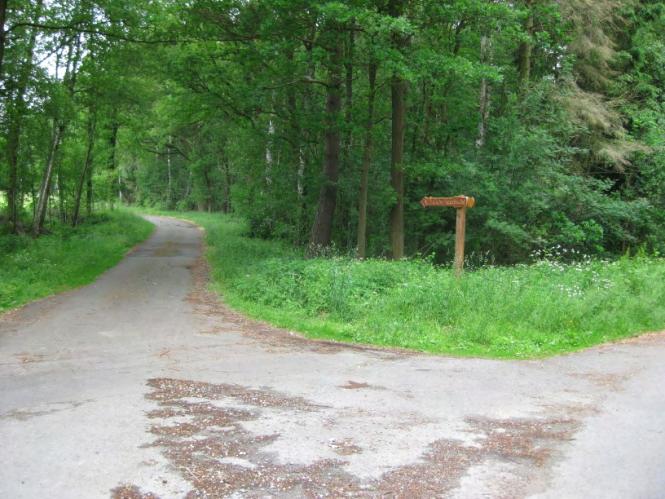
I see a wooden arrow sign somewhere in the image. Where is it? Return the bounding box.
[420,195,476,277]
[420,196,476,209]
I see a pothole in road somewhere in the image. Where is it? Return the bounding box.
[111,378,581,498]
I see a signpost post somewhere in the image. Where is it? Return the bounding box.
[420,195,476,277]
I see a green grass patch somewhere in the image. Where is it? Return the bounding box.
[152,211,665,359]
[0,211,154,312]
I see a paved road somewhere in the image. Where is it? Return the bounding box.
[2,216,664,498]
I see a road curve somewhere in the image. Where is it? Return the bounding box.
[1,216,664,498]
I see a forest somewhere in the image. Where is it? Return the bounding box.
[4,3,665,494]
[1,0,664,264]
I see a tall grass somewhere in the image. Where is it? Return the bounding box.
[0,211,154,312]
[162,212,665,358]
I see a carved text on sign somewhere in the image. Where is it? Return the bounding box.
[419,196,475,209]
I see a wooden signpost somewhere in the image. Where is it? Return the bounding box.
[420,195,476,277]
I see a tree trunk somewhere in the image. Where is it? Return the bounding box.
[422,83,432,149]
[5,0,43,232]
[184,170,193,202]
[476,34,492,149]
[30,184,36,220]
[388,0,408,259]
[344,27,354,154]
[0,0,8,79]
[389,75,407,259]
[203,164,213,212]
[72,111,96,226]
[222,159,232,213]
[518,0,534,91]
[287,78,304,190]
[310,27,343,249]
[57,172,66,223]
[33,123,63,235]
[166,136,173,208]
[284,54,307,244]
[340,25,355,250]
[356,61,377,259]
[86,168,93,216]
[107,119,119,204]
[265,117,274,186]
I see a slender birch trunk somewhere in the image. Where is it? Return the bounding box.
[476,35,492,149]
[33,123,63,235]
[72,110,97,226]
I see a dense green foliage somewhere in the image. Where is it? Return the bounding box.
[172,211,665,358]
[1,1,664,264]
[0,211,153,312]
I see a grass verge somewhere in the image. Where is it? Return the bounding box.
[153,211,665,359]
[0,211,154,313]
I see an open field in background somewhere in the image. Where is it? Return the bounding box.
[0,211,154,313]
[148,211,665,359]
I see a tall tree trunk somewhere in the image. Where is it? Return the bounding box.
[265,118,274,186]
[344,27,354,155]
[518,0,534,91]
[297,150,305,200]
[0,0,8,79]
[203,165,212,212]
[389,75,407,259]
[476,34,492,148]
[72,110,96,226]
[299,38,317,243]
[422,83,432,149]
[166,135,173,208]
[183,169,192,203]
[57,172,66,222]
[5,0,42,232]
[30,185,36,219]
[340,24,355,250]
[107,119,119,204]
[310,27,343,249]
[220,158,232,214]
[86,167,93,216]
[356,61,377,259]
[388,0,408,259]
[286,49,307,244]
[34,123,63,235]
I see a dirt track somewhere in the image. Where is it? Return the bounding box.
[1,216,664,498]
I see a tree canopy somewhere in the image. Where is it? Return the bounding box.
[1,0,664,263]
